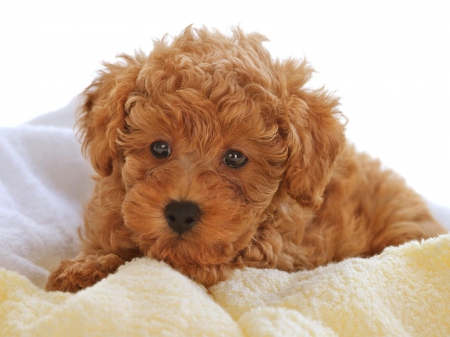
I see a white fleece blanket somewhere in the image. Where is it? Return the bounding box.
[0,99,94,289]
[1,100,449,336]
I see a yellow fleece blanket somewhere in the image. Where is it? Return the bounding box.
[1,233,449,337]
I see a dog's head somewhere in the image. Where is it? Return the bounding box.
[78,26,345,284]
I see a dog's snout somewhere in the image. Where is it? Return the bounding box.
[164,201,200,234]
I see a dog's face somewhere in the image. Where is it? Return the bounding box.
[78,27,345,284]
[119,89,286,269]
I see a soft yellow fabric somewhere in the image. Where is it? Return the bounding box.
[1,234,449,337]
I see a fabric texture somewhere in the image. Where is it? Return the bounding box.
[1,236,449,336]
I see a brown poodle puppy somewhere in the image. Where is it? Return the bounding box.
[46,26,446,292]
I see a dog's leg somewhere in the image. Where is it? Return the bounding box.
[363,175,447,254]
[316,149,447,261]
[45,253,125,292]
[369,217,446,255]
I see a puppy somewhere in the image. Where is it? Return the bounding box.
[46,26,446,292]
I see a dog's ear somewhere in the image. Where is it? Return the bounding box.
[77,54,145,177]
[277,59,346,209]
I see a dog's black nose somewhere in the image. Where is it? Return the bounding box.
[164,201,201,235]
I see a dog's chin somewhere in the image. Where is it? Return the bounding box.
[140,232,238,265]
[148,240,231,280]
[134,227,256,286]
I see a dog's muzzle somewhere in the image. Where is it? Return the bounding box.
[164,201,201,235]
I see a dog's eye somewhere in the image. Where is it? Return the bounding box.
[223,150,248,168]
[150,141,171,158]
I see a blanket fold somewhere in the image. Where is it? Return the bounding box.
[1,234,449,337]
[211,234,450,336]
[1,259,243,337]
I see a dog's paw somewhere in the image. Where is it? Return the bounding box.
[45,253,125,293]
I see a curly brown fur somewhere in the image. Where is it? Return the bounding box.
[46,26,446,292]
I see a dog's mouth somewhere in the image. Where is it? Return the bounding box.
[128,207,255,266]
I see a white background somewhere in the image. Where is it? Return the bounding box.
[1,0,449,207]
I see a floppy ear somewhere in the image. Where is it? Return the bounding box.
[278,59,346,209]
[77,53,145,177]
